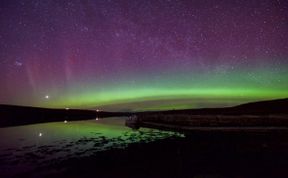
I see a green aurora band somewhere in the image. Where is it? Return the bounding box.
[37,68,288,110]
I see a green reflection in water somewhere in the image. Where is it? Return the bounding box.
[0,117,182,176]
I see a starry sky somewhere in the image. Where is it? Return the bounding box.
[1,0,288,111]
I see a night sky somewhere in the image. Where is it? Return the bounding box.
[1,0,288,110]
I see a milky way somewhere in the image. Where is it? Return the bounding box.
[1,0,288,110]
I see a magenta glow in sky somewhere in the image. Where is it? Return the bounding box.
[0,0,288,109]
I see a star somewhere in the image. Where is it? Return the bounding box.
[14,61,23,67]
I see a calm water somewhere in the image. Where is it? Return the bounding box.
[0,117,182,177]
[2,117,288,178]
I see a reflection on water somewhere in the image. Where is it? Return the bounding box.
[0,117,182,177]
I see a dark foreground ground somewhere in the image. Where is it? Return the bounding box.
[17,132,288,178]
[1,98,288,177]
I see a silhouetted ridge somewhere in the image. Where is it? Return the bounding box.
[0,98,287,128]
[140,98,288,115]
[232,98,288,114]
[0,105,131,127]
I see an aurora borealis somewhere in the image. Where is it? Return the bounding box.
[1,0,288,110]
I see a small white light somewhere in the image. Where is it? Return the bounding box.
[96,118,99,121]
[39,132,42,137]
[15,61,23,66]
[96,109,99,112]
[65,108,69,110]
[64,120,68,123]
[45,95,49,99]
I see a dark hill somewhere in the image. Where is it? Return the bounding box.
[140,98,288,115]
[0,98,287,128]
[0,105,131,127]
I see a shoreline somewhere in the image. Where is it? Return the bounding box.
[15,133,288,178]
